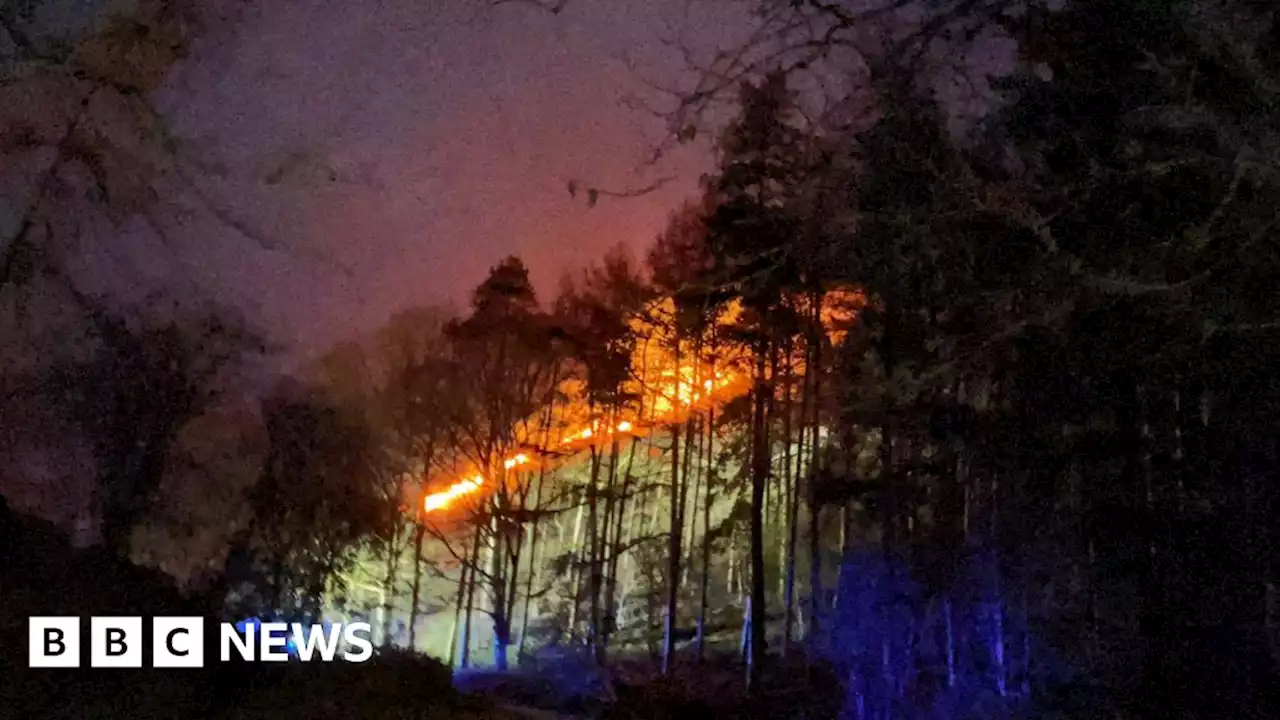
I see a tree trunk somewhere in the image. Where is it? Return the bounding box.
[448,580,463,667]
[503,499,526,670]
[685,418,702,588]
[748,342,769,692]
[781,346,798,655]
[587,444,604,662]
[594,439,619,663]
[697,407,715,663]
[604,436,639,655]
[662,421,683,675]
[807,499,821,662]
[460,521,482,669]
[806,297,823,660]
[567,488,587,638]
[517,388,558,664]
[381,524,401,647]
[408,523,426,651]
[518,461,549,663]
[490,488,520,671]
[728,531,738,597]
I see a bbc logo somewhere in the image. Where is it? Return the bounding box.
[29,616,373,667]
[29,617,204,668]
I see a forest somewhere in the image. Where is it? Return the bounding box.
[2,1,1279,719]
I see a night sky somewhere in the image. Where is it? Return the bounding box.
[124,0,754,355]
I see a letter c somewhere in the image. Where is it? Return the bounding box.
[166,628,190,657]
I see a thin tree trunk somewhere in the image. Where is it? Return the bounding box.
[697,407,715,663]
[642,471,659,659]
[727,531,737,596]
[518,462,549,663]
[768,343,782,598]
[448,541,468,667]
[748,340,769,692]
[806,317,823,661]
[461,521,482,669]
[587,443,604,662]
[381,524,401,647]
[488,503,511,670]
[604,436,640,654]
[685,417,703,588]
[807,501,821,661]
[408,523,426,651]
[517,370,559,663]
[567,489,587,637]
[781,347,798,655]
[788,345,808,652]
[662,332,684,676]
[594,438,619,662]
[662,420,683,675]
[501,484,527,671]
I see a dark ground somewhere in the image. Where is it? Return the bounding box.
[1,497,841,720]
[0,498,496,719]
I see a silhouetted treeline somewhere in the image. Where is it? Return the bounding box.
[3,2,1279,720]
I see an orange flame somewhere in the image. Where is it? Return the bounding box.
[421,288,859,514]
[423,365,742,514]
[423,474,484,512]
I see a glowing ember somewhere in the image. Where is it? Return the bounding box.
[423,474,484,512]
[503,453,530,470]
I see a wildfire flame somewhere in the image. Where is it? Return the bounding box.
[421,288,860,514]
[423,474,485,512]
[422,367,742,513]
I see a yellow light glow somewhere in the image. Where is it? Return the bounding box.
[616,421,633,433]
[502,453,531,470]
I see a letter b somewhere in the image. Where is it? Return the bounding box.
[106,628,128,656]
[28,617,80,668]
[91,617,141,668]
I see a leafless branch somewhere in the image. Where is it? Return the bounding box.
[566,175,677,208]
[491,0,569,13]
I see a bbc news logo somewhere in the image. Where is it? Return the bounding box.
[28,617,373,668]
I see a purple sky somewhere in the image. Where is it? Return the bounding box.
[51,0,1018,359]
[132,0,754,354]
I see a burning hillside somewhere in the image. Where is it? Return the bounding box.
[421,288,861,513]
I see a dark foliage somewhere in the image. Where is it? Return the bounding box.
[1,497,466,720]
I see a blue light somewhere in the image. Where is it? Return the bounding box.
[234,616,300,658]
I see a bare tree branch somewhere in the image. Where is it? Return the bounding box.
[492,0,570,13]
